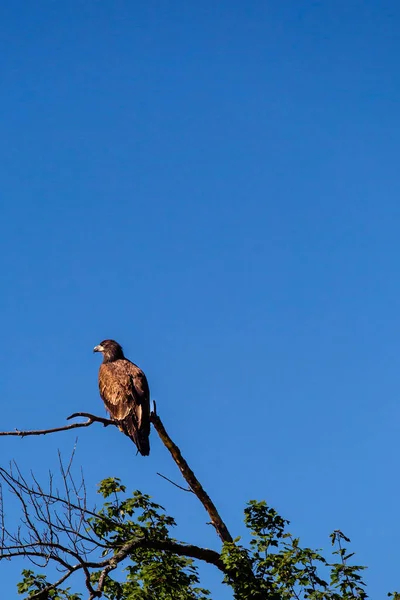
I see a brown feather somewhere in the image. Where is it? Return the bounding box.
[95,340,150,456]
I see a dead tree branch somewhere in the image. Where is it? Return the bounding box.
[150,404,233,543]
[0,413,115,438]
[156,472,193,493]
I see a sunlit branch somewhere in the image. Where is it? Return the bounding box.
[150,403,233,543]
[0,413,115,438]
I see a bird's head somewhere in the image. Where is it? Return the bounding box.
[93,339,125,362]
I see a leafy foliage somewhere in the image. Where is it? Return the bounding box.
[14,479,396,599]
[88,478,210,599]
[18,569,82,599]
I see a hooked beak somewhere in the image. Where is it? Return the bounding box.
[93,345,103,353]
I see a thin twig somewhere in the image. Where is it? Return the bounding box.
[156,472,193,493]
[67,413,114,427]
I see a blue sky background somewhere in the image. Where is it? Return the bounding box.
[1,1,400,597]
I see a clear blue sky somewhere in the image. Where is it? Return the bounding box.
[1,1,399,597]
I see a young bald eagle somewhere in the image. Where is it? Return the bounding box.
[93,339,150,456]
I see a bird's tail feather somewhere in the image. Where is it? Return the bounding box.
[120,418,150,456]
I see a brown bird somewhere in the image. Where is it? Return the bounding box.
[93,339,150,456]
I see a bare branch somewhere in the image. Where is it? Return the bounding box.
[150,406,233,543]
[156,472,193,493]
[0,413,115,438]
[111,537,225,571]
[67,412,114,427]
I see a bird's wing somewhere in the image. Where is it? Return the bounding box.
[126,363,150,433]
